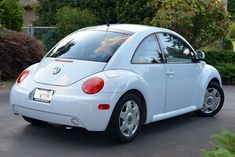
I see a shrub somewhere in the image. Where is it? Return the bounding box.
[204,130,235,157]
[0,30,44,80]
[56,7,97,38]
[205,51,235,84]
[0,0,23,31]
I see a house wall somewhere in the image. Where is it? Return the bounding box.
[23,8,37,26]
[21,0,37,26]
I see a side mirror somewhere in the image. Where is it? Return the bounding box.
[196,50,205,61]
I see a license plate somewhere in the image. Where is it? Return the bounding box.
[33,89,53,103]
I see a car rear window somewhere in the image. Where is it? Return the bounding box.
[46,30,130,62]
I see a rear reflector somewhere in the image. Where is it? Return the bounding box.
[98,104,110,110]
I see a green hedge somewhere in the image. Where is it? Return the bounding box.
[205,51,235,84]
[205,51,235,65]
[216,63,235,84]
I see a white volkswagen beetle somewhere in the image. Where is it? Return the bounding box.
[10,24,224,143]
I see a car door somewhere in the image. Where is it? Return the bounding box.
[130,34,167,115]
[157,32,201,112]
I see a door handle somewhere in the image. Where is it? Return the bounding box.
[166,71,175,76]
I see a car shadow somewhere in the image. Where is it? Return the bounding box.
[16,112,218,148]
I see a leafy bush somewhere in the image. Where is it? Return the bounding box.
[0,0,23,31]
[0,30,44,80]
[204,130,235,157]
[205,51,235,84]
[56,7,97,38]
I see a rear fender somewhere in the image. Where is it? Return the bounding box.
[100,70,154,124]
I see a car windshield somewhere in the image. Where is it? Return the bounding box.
[46,30,130,62]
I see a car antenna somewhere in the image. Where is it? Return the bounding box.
[105,12,110,27]
[106,18,110,27]
[95,2,110,28]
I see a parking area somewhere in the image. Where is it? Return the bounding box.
[0,85,235,157]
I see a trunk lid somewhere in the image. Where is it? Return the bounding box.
[33,58,106,86]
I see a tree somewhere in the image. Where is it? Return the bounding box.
[34,0,116,26]
[34,0,71,26]
[230,23,235,39]
[56,7,97,38]
[228,0,235,19]
[78,0,118,24]
[35,0,157,26]
[115,0,155,24]
[150,0,231,49]
[0,0,23,31]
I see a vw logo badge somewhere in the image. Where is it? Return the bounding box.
[53,67,61,75]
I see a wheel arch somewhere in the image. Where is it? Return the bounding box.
[195,81,225,117]
[209,78,221,86]
[119,89,147,125]
[106,87,148,132]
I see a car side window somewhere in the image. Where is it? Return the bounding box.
[157,33,194,63]
[132,34,163,64]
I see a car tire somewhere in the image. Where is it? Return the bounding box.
[22,116,47,125]
[196,82,224,117]
[107,93,144,143]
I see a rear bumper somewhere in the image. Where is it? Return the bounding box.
[10,84,122,131]
[13,105,81,127]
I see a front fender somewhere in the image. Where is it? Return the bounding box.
[196,63,222,109]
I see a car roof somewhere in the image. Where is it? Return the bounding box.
[80,24,170,35]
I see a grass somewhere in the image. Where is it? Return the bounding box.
[0,80,15,89]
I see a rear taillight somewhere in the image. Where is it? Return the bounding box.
[16,70,29,83]
[82,77,104,94]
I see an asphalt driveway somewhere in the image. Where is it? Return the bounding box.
[0,85,234,157]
